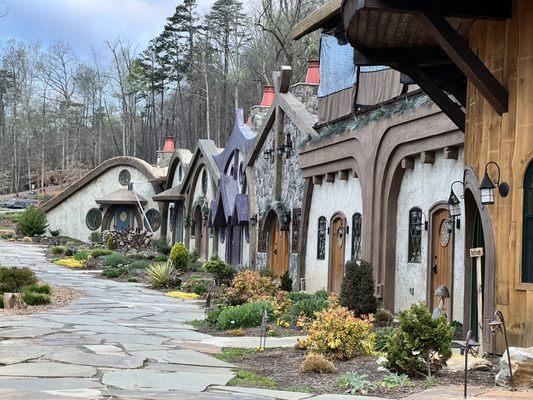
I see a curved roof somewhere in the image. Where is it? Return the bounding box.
[42,156,165,213]
[179,139,222,196]
[165,148,193,188]
[213,109,256,173]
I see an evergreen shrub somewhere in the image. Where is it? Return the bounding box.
[0,267,38,293]
[339,259,377,317]
[216,301,275,330]
[17,206,48,236]
[169,242,189,270]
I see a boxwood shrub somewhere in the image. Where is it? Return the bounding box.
[105,252,127,268]
[216,301,275,330]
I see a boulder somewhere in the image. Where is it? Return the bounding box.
[445,355,493,372]
[0,229,16,237]
[21,236,32,243]
[3,293,27,310]
[495,346,533,388]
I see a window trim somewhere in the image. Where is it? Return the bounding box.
[408,207,423,263]
[522,162,533,284]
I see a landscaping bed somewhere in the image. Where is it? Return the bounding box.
[218,347,498,398]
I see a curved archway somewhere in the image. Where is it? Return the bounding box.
[262,209,289,276]
[102,205,142,232]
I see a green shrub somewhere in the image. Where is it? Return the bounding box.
[206,308,222,326]
[73,250,90,261]
[189,249,201,270]
[91,248,112,258]
[0,267,38,293]
[287,296,329,323]
[169,242,189,270]
[0,296,3,308]
[23,284,52,295]
[155,254,168,262]
[106,234,115,250]
[128,260,149,270]
[385,302,454,376]
[288,290,328,302]
[49,229,61,236]
[89,231,101,244]
[105,252,127,268]
[152,238,172,255]
[280,271,293,292]
[51,246,65,255]
[374,326,396,352]
[203,257,234,284]
[339,259,377,317]
[146,262,175,288]
[17,206,48,236]
[102,267,128,278]
[22,289,51,306]
[184,281,208,296]
[259,267,275,278]
[216,301,275,330]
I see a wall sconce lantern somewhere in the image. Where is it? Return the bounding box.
[447,180,464,219]
[488,310,514,390]
[249,214,258,226]
[277,134,293,159]
[480,161,509,205]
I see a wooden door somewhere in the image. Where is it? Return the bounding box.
[430,208,453,314]
[194,206,206,259]
[227,223,242,266]
[268,218,289,276]
[329,216,346,293]
[115,206,131,231]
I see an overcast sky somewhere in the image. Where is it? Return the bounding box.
[0,0,214,59]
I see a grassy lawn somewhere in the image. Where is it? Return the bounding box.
[228,369,277,389]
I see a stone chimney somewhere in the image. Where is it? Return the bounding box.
[156,136,176,168]
[290,59,320,114]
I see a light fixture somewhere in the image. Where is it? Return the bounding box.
[488,310,514,391]
[480,161,509,205]
[447,180,464,218]
[263,147,274,164]
[283,133,293,159]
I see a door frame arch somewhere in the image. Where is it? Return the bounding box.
[102,205,142,231]
[328,211,347,292]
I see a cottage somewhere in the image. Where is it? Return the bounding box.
[179,139,222,261]
[42,156,167,243]
[210,110,256,267]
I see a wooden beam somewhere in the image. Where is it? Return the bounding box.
[292,0,342,40]
[339,170,349,180]
[421,12,508,115]
[276,66,293,94]
[325,172,336,183]
[401,157,414,170]
[398,62,466,131]
[355,47,450,66]
[360,0,512,20]
[421,151,435,164]
[313,175,323,185]
[444,146,459,160]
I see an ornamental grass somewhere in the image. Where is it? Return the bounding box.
[55,258,85,268]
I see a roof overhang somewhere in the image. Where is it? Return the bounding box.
[95,189,147,205]
[292,0,342,40]
[339,0,512,129]
[152,186,183,202]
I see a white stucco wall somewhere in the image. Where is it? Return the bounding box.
[189,164,216,259]
[46,165,160,243]
[394,149,465,323]
[305,175,363,292]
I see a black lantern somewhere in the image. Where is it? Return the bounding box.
[263,148,274,164]
[283,133,293,158]
[447,180,464,218]
[480,161,509,205]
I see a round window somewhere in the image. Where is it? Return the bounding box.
[119,169,131,186]
[144,209,162,231]
[201,170,208,195]
[86,208,102,231]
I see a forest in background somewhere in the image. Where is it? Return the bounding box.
[0,0,321,195]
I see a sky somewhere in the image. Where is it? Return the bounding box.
[0,0,213,60]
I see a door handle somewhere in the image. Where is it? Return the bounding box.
[274,249,278,255]
[433,264,437,274]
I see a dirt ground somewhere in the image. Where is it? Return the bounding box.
[1,283,85,316]
[228,348,499,398]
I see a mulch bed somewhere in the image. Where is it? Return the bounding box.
[227,348,499,398]
[1,283,86,316]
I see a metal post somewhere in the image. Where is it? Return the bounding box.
[464,329,472,399]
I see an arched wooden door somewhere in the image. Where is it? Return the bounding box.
[328,215,346,293]
[268,217,289,277]
[430,208,453,317]
[227,222,242,266]
[194,206,207,260]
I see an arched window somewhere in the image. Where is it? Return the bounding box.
[351,212,362,259]
[522,163,533,283]
[201,170,208,195]
[317,216,327,260]
[408,207,423,263]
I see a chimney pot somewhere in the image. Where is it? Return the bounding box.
[305,58,320,85]
[260,85,275,107]
[162,136,176,152]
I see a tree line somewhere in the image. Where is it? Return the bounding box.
[0,0,320,195]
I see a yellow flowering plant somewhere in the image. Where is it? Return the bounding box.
[307,304,375,360]
[165,291,200,300]
[55,258,85,268]
[225,270,277,305]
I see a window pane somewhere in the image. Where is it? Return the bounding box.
[351,213,362,260]
[408,208,422,263]
[523,163,533,283]
[317,216,326,260]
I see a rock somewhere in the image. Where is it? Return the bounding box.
[445,355,492,372]
[376,356,387,366]
[21,237,32,243]
[496,346,533,388]
[0,229,16,237]
[3,293,27,310]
